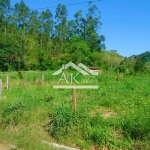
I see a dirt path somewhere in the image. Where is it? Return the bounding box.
[0,143,22,150]
[0,144,11,150]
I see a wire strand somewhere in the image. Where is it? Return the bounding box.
[31,0,103,10]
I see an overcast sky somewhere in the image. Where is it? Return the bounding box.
[10,0,150,57]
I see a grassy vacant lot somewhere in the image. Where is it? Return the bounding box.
[0,71,150,150]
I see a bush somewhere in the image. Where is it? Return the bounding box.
[134,56,147,74]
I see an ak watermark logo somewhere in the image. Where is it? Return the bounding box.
[52,62,99,89]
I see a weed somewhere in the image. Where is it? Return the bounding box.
[0,71,150,149]
[1,101,26,128]
[121,112,150,140]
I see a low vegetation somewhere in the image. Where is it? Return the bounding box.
[0,71,150,150]
[0,1,150,149]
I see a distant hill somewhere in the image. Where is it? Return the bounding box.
[131,51,150,62]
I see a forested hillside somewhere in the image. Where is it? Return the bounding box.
[1,0,149,75]
[0,0,108,71]
[131,51,150,62]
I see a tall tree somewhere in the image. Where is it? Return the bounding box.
[28,10,39,37]
[14,0,30,35]
[14,0,30,54]
[74,10,85,37]
[55,3,68,42]
[38,9,53,48]
[66,20,76,40]
[86,2,105,51]
[0,1,107,71]
[8,11,18,34]
[0,32,23,71]
[0,0,11,34]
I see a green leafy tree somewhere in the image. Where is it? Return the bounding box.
[38,9,53,48]
[14,0,29,33]
[55,4,68,42]
[66,20,76,40]
[8,11,18,34]
[86,2,105,51]
[28,10,39,38]
[69,36,90,64]
[0,1,108,71]
[90,51,103,67]
[74,10,85,37]
[134,56,147,73]
[0,33,23,71]
[0,0,11,34]
[117,57,135,74]
[14,0,30,54]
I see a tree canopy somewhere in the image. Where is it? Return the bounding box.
[0,0,107,71]
[0,0,148,74]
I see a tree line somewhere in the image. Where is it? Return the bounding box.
[0,0,107,71]
[0,0,148,74]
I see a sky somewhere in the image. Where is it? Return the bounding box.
[10,0,150,57]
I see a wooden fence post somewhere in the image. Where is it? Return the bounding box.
[18,71,26,89]
[0,79,2,99]
[72,86,77,112]
[6,75,9,90]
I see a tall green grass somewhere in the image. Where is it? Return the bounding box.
[0,71,150,149]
